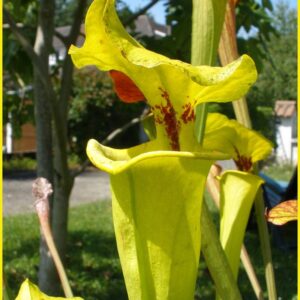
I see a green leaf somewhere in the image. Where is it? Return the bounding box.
[262,0,273,11]
[191,0,227,66]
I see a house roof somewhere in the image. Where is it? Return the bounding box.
[275,100,297,118]
[133,15,171,38]
[53,15,170,52]
[53,24,85,52]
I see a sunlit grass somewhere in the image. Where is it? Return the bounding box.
[4,200,297,299]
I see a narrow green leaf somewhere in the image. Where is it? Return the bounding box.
[191,0,227,66]
[191,0,227,144]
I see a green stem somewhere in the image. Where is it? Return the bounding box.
[201,200,242,300]
[254,189,277,300]
[194,104,208,145]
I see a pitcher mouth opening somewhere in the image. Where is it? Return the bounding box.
[86,139,230,175]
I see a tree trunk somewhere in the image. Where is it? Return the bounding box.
[51,100,74,280]
[5,0,87,295]
[49,0,87,272]
[33,0,61,295]
[33,0,87,294]
[52,151,74,265]
[34,69,61,295]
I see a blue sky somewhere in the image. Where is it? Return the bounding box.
[123,0,297,24]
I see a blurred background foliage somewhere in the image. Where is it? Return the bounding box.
[69,68,145,160]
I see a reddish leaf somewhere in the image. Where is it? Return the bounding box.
[109,70,145,103]
[266,200,298,226]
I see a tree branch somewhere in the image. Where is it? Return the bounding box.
[66,0,88,45]
[59,0,88,122]
[3,9,42,72]
[4,8,60,115]
[102,117,141,145]
[54,30,69,46]
[124,0,162,26]
[54,0,87,49]
[72,116,142,178]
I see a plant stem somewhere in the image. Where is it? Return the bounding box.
[218,0,253,129]
[42,221,74,298]
[254,189,278,300]
[201,200,242,300]
[194,104,208,145]
[33,178,73,298]
[240,245,264,300]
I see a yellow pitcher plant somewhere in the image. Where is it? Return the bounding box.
[208,114,273,282]
[15,279,83,300]
[67,0,265,299]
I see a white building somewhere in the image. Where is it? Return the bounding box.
[275,100,297,164]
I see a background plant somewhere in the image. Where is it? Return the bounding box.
[69,68,145,161]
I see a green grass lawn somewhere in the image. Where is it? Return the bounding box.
[3,155,81,171]
[3,157,37,171]
[4,200,297,299]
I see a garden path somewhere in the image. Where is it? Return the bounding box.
[3,169,111,216]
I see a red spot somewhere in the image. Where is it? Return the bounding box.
[109,70,145,103]
[151,87,180,151]
[121,50,127,58]
[234,148,252,171]
[181,102,195,124]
